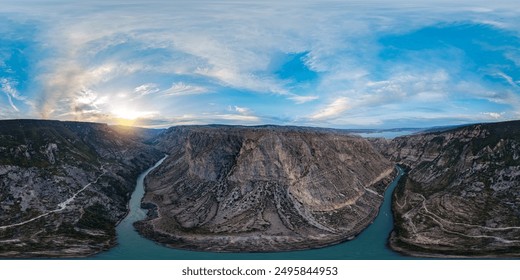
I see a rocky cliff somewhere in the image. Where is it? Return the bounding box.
[377,121,520,257]
[0,120,163,257]
[135,125,396,252]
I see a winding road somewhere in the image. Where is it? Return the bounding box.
[0,165,107,230]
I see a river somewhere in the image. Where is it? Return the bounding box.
[93,158,411,260]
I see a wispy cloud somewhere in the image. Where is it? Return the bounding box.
[134,83,159,96]
[495,72,520,89]
[288,94,319,104]
[128,113,262,128]
[37,60,140,118]
[230,105,252,115]
[0,78,24,112]
[162,82,209,96]
[220,105,261,122]
[213,114,261,122]
[310,97,351,120]
[481,112,505,119]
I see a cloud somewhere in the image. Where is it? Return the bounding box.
[504,50,520,67]
[162,82,209,96]
[36,60,140,118]
[222,105,260,122]
[3,0,520,128]
[495,72,520,89]
[213,114,261,122]
[126,113,262,128]
[0,78,25,112]
[229,105,251,115]
[134,83,159,96]
[287,94,319,104]
[481,112,505,119]
[359,70,449,105]
[310,97,351,120]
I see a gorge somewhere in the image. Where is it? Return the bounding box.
[135,125,396,252]
[1,119,519,258]
[0,120,163,257]
[375,120,520,257]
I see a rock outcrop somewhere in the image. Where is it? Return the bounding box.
[8,118,518,258]
[136,125,396,252]
[0,120,163,258]
[378,121,520,257]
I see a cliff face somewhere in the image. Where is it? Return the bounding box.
[136,125,396,252]
[0,120,163,258]
[380,121,520,257]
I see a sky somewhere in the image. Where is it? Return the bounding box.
[1,0,520,129]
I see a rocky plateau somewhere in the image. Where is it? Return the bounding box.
[136,125,396,252]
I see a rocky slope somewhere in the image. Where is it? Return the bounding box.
[135,125,396,252]
[0,120,163,258]
[376,121,520,257]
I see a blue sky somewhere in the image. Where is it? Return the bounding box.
[1,0,520,128]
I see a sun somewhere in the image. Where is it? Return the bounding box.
[113,117,137,127]
[111,107,155,127]
[113,108,141,120]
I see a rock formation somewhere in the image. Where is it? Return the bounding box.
[0,120,163,257]
[6,118,518,258]
[376,121,520,257]
[135,125,396,252]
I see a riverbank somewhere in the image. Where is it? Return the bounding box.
[93,161,411,259]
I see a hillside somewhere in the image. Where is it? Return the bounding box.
[377,121,520,257]
[0,120,163,257]
[135,125,396,252]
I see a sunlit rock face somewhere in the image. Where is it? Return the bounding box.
[379,121,520,257]
[136,125,396,252]
[0,120,163,258]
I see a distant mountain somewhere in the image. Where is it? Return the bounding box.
[202,124,424,136]
[0,120,163,257]
[109,125,166,144]
[135,125,396,252]
[374,120,520,257]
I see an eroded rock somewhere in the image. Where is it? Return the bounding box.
[136,125,396,252]
[378,121,520,257]
[0,120,163,258]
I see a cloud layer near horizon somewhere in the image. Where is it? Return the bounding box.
[1,0,520,128]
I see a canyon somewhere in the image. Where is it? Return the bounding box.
[1,119,519,257]
[135,125,396,252]
[0,120,163,257]
[373,120,520,257]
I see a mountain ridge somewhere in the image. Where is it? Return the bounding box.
[2,118,520,257]
[0,119,163,257]
[136,125,397,252]
[372,120,520,257]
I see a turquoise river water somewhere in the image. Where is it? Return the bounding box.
[93,157,412,260]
